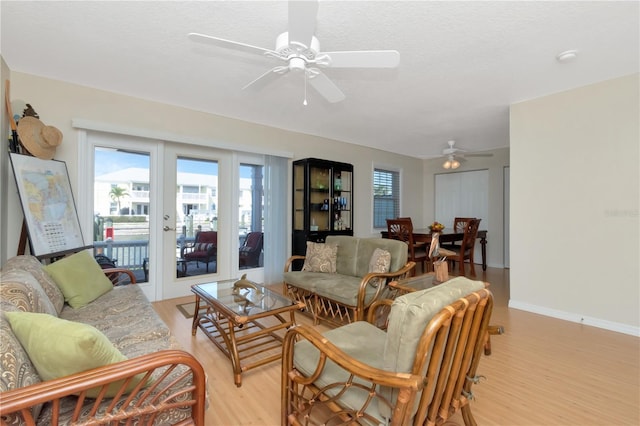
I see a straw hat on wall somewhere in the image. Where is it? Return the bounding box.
[17,116,62,160]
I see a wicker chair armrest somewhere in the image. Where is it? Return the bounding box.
[355,261,416,319]
[102,267,137,285]
[366,298,395,329]
[283,255,306,272]
[0,350,206,425]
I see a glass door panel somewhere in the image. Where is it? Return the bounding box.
[239,163,264,269]
[175,157,219,277]
[93,147,150,284]
[162,144,228,300]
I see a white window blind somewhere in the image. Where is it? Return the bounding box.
[373,168,400,228]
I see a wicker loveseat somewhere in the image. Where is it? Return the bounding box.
[283,235,415,326]
[0,254,206,425]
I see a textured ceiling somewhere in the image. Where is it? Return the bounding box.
[1,1,638,159]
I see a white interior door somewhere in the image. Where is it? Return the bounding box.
[161,144,232,299]
[435,170,489,264]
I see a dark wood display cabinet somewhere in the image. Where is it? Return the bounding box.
[292,158,353,267]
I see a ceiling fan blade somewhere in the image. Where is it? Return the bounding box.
[321,50,400,68]
[465,153,494,157]
[242,66,289,91]
[307,70,346,103]
[188,32,277,57]
[288,0,318,48]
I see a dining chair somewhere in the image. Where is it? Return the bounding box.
[453,217,476,233]
[386,218,428,276]
[441,217,476,251]
[447,218,481,276]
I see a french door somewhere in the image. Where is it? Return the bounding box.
[161,144,231,299]
[85,131,269,301]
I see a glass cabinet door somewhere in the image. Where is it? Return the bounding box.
[332,169,352,232]
[310,165,331,231]
[293,163,305,231]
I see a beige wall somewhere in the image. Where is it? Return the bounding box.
[510,73,639,334]
[422,147,510,269]
[2,71,424,260]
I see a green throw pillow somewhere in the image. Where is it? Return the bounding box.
[5,311,142,398]
[44,250,113,308]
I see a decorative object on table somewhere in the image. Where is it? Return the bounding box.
[9,153,90,259]
[232,274,261,294]
[428,231,455,284]
[428,221,445,233]
[16,116,62,160]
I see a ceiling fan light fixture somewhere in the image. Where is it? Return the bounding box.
[443,154,459,170]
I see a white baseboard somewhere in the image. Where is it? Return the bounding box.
[508,300,640,337]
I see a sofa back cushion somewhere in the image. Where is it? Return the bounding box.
[326,236,360,276]
[379,277,486,418]
[2,255,65,314]
[0,269,58,316]
[384,277,485,373]
[326,236,409,278]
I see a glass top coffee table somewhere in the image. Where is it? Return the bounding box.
[191,278,304,387]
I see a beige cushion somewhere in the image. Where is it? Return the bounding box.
[368,248,391,287]
[0,269,58,316]
[5,311,142,398]
[3,255,65,314]
[293,321,388,423]
[44,250,113,309]
[302,241,338,273]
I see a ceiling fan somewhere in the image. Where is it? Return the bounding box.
[441,140,493,169]
[188,0,399,104]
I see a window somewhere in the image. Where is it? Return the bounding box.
[373,167,400,228]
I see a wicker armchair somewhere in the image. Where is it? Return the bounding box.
[282,277,494,426]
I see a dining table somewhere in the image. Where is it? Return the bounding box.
[380,228,488,271]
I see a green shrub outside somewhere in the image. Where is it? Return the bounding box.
[104,216,147,223]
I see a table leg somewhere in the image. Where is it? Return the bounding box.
[226,323,243,387]
[480,236,487,271]
[191,295,201,336]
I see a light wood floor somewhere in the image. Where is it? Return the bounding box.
[152,268,640,425]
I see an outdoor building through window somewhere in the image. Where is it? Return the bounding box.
[373,167,400,228]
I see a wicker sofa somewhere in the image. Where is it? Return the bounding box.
[283,235,415,326]
[0,254,206,425]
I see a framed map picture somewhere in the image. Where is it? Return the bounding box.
[10,153,90,258]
